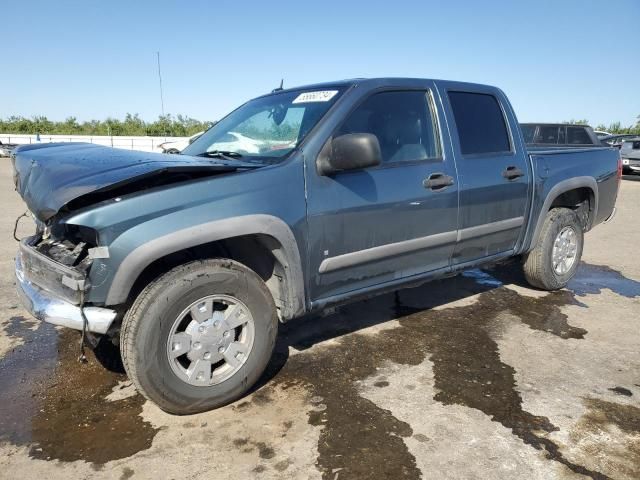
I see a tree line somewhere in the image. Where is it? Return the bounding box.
[567,118,640,135]
[0,114,213,137]
[1,113,639,137]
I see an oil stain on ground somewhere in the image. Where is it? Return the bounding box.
[570,398,640,479]
[0,318,157,464]
[268,262,639,480]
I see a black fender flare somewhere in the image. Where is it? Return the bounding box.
[526,176,598,252]
[105,214,305,317]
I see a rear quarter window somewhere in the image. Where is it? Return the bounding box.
[448,91,511,155]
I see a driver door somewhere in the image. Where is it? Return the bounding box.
[305,87,459,301]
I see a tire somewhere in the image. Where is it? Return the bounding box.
[523,208,584,290]
[120,259,278,414]
[165,148,180,154]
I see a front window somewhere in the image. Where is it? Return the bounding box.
[335,90,442,164]
[182,88,345,161]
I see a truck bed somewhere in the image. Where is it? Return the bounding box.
[523,146,619,252]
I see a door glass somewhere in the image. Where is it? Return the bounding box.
[448,91,511,155]
[336,91,441,164]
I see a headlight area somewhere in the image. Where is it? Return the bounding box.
[38,224,99,274]
[22,223,105,305]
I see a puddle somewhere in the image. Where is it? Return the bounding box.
[0,318,157,464]
[265,262,640,479]
[269,329,421,478]
[569,262,640,298]
[0,261,637,476]
[3,315,38,339]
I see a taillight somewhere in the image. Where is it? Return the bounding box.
[617,153,623,182]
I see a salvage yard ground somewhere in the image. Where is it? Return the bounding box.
[0,158,638,480]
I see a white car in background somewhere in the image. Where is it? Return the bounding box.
[206,131,267,154]
[594,130,612,139]
[160,131,269,155]
[158,131,204,154]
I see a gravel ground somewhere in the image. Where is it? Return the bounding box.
[0,158,638,480]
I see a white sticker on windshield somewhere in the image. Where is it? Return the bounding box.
[292,90,338,104]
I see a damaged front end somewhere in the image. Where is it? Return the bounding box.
[12,142,262,337]
[15,231,117,335]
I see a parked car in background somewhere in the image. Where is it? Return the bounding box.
[158,131,204,154]
[594,130,612,139]
[205,131,266,154]
[521,123,601,147]
[0,141,18,157]
[13,78,621,414]
[620,137,640,174]
[600,134,637,149]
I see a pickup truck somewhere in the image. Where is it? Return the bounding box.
[13,78,621,414]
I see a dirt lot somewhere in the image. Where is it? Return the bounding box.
[0,159,638,480]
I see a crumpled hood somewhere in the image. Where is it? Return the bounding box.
[12,143,259,221]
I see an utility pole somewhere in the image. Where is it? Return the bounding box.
[156,51,167,138]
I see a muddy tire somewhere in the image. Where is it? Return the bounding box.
[523,208,583,290]
[120,259,278,415]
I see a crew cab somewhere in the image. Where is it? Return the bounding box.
[13,78,621,414]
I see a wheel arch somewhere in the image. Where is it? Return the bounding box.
[105,214,305,320]
[527,176,598,253]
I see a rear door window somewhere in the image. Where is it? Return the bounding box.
[448,91,511,155]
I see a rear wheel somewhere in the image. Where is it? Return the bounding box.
[523,208,583,290]
[120,259,278,414]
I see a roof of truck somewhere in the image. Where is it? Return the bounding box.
[255,77,501,99]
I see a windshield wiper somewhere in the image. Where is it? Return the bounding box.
[200,150,243,160]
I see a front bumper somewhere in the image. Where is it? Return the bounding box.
[622,157,640,172]
[15,254,117,334]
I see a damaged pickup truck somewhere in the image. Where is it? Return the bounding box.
[13,78,621,414]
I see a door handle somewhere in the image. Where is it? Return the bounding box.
[502,165,524,180]
[423,173,454,191]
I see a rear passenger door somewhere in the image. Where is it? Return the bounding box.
[443,88,530,265]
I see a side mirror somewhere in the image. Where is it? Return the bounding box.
[316,133,382,176]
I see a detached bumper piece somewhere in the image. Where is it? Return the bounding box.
[15,238,117,334]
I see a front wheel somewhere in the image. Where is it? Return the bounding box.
[120,259,278,414]
[523,208,584,290]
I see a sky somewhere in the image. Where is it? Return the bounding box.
[1,0,638,127]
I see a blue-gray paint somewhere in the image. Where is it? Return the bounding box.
[12,78,621,321]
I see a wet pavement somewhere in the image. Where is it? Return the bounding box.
[1,162,639,479]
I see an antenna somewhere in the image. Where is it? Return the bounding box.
[156,51,165,117]
[272,78,284,93]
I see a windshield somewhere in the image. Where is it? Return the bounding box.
[182,87,346,161]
